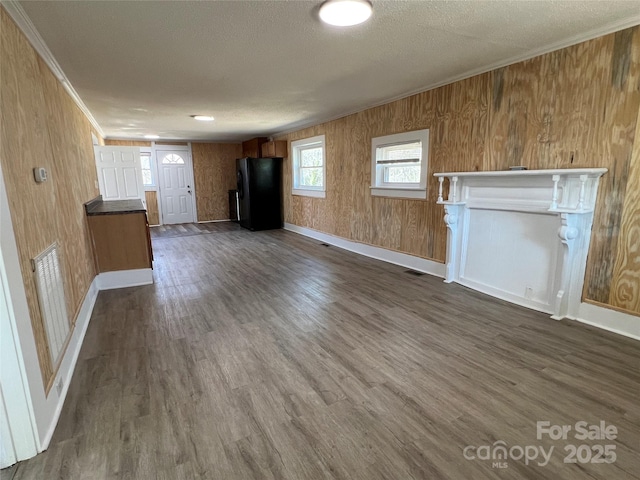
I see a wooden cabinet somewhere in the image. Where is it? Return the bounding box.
[242,138,287,158]
[261,140,288,158]
[87,212,152,272]
[241,137,268,158]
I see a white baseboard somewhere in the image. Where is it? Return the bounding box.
[197,219,232,224]
[96,269,153,290]
[40,277,99,450]
[283,223,445,278]
[573,302,640,341]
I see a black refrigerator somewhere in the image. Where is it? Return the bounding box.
[236,157,283,231]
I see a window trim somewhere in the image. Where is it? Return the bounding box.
[371,129,429,199]
[140,147,156,189]
[291,135,326,198]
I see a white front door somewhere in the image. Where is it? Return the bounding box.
[94,146,146,207]
[157,149,195,224]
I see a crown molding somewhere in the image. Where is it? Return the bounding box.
[272,15,640,137]
[2,1,105,138]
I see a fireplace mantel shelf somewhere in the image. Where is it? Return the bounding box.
[434,168,608,178]
[435,168,607,214]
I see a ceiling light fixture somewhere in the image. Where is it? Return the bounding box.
[319,0,372,27]
[192,115,215,121]
[144,134,160,139]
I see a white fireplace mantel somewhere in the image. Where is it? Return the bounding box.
[434,168,607,320]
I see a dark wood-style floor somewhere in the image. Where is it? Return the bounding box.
[150,221,242,239]
[10,225,640,479]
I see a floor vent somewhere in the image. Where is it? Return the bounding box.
[320,243,331,247]
[405,269,425,276]
[32,243,70,365]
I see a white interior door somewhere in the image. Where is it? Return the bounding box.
[94,146,146,207]
[157,149,195,224]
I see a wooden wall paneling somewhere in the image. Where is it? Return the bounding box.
[371,198,403,251]
[609,101,640,313]
[399,201,429,258]
[191,143,242,222]
[348,112,374,245]
[427,76,489,260]
[1,9,101,386]
[484,55,558,171]
[484,30,640,306]
[1,9,56,382]
[344,113,370,242]
[104,139,152,147]
[581,28,640,304]
[323,117,346,238]
[278,27,640,315]
[38,55,98,326]
[145,191,160,225]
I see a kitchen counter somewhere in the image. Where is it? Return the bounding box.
[85,195,153,274]
[85,196,146,216]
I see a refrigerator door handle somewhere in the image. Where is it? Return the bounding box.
[237,170,244,199]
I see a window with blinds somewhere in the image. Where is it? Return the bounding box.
[371,129,429,199]
[376,141,422,184]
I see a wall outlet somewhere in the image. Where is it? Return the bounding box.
[56,378,63,396]
[524,286,534,300]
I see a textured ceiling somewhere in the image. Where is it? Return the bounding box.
[18,1,640,142]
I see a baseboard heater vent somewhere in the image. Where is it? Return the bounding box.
[405,269,425,276]
[32,242,70,366]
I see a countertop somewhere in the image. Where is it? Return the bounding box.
[85,196,146,216]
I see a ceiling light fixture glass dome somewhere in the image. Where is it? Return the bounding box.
[319,0,373,27]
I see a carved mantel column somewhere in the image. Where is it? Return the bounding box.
[443,203,464,284]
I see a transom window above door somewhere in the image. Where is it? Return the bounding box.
[161,153,185,164]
